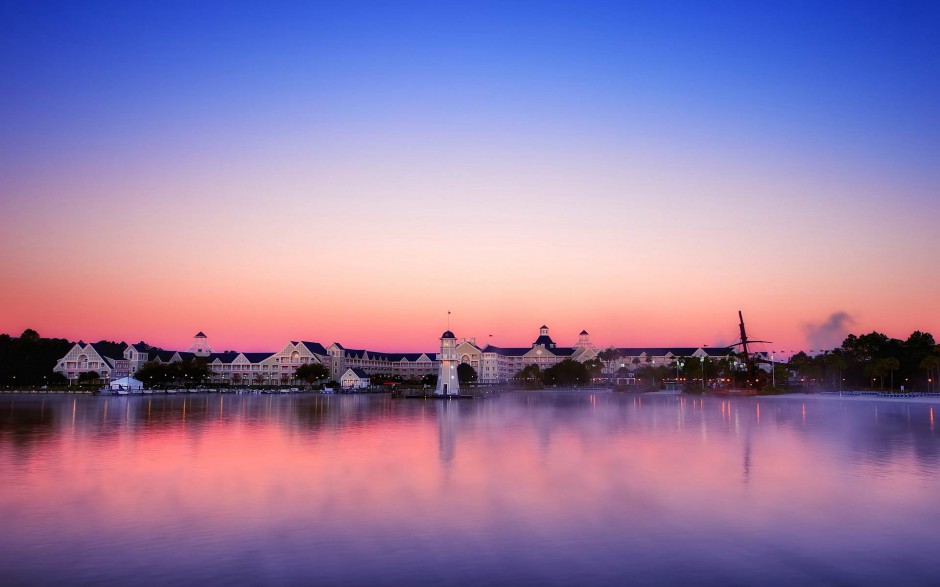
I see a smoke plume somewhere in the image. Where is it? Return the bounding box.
[803,312,855,352]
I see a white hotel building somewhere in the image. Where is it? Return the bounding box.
[54,327,733,385]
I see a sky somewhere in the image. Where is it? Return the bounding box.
[1,1,938,355]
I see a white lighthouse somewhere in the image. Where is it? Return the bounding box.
[435,330,460,396]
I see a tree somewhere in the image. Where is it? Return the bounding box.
[543,359,589,386]
[516,364,542,387]
[135,361,169,388]
[789,352,823,386]
[78,371,100,384]
[883,357,900,390]
[824,352,847,390]
[20,329,40,342]
[0,329,72,386]
[583,358,604,380]
[921,353,940,392]
[457,363,477,384]
[295,362,330,384]
[597,348,622,381]
[177,359,212,385]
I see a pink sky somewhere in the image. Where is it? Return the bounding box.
[1,146,936,354]
[2,3,938,355]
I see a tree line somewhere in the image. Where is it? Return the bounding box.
[0,329,73,386]
[789,331,939,391]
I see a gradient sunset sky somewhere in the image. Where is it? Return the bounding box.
[2,1,938,354]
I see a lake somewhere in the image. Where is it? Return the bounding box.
[0,392,937,586]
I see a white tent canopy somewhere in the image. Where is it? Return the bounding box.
[109,377,144,391]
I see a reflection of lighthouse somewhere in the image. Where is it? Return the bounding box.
[435,330,460,396]
[437,400,458,465]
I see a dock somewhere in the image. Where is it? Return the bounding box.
[399,393,477,400]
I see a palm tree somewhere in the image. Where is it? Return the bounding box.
[598,348,621,382]
[920,355,940,392]
[824,353,847,390]
[869,359,887,389]
[884,357,900,390]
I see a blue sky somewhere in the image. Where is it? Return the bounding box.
[1,1,938,351]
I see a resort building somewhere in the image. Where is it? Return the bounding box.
[53,328,735,386]
[53,342,128,382]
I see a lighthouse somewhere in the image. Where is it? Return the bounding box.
[435,330,460,396]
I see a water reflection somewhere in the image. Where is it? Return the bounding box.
[0,392,938,586]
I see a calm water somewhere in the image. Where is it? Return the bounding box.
[1,392,938,586]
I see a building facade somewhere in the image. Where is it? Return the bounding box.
[54,328,734,386]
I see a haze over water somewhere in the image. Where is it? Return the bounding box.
[1,392,937,586]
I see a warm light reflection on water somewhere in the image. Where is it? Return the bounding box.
[1,392,938,586]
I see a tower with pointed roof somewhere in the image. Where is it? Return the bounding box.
[435,330,460,395]
[532,325,556,349]
[186,331,213,357]
[575,330,594,349]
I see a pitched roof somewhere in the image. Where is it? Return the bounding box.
[344,367,370,379]
[580,330,589,335]
[611,347,732,358]
[89,342,126,361]
[533,335,556,347]
[195,332,207,338]
[150,350,177,362]
[704,347,735,357]
[300,341,327,355]
[242,352,274,363]
[482,345,533,356]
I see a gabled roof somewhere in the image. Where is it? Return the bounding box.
[343,367,370,379]
[611,347,732,358]
[344,348,365,359]
[150,350,177,362]
[207,352,239,364]
[242,352,274,363]
[89,342,126,361]
[331,342,345,350]
[300,341,328,355]
[195,332,207,338]
[580,330,589,335]
[704,347,735,357]
[482,345,532,357]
